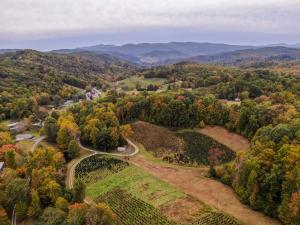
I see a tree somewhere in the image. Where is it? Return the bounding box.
[27,189,41,218]
[67,203,88,225]
[0,132,12,147]
[55,197,69,212]
[56,127,73,151]
[68,140,80,159]
[44,116,58,142]
[5,178,28,205]
[85,203,116,225]
[38,207,67,225]
[72,179,85,203]
[5,148,16,168]
[0,208,9,225]
[120,125,133,140]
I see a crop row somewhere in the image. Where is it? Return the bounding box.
[97,188,176,225]
[191,212,242,225]
[175,131,236,165]
[75,155,128,179]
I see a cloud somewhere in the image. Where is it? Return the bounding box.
[0,0,299,49]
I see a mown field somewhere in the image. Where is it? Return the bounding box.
[75,155,242,225]
[117,76,166,91]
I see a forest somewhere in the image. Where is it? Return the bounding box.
[0,49,299,225]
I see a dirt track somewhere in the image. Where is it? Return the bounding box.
[130,155,281,225]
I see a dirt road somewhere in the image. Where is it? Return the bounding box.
[66,138,139,189]
[130,155,281,225]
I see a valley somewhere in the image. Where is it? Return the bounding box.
[1,46,300,225]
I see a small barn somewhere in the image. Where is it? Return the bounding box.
[16,133,33,142]
[117,147,126,152]
[0,162,4,172]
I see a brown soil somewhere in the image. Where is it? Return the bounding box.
[161,196,207,224]
[130,154,281,225]
[131,121,184,154]
[198,126,250,152]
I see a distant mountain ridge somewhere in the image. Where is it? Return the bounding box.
[53,42,255,65]
[184,46,300,66]
[2,42,300,66]
[52,42,300,66]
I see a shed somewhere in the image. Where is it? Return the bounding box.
[117,147,126,152]
[16,134,33,142]
[0,162,4,172]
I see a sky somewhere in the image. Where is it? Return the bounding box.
[0,0,300,50]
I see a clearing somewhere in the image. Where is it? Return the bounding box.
[78,155,240,224]
[117,76,166,91]
[131,121,237,165]
[197,126,250,152]
[130,154,280,225]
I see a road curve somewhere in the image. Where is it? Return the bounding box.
[66,138,139,189]
[30,136,46,152]
[76,138,139,157]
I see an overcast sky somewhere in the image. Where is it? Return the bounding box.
[1,0,300,50]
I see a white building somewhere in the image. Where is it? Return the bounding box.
[117,147,126,152]
[16,134,33,142]
[0,162,4,172]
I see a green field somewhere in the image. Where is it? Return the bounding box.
[118,76,166,91]
[78,155,243,225]
[86,165,185,207]
[75,155,129,185]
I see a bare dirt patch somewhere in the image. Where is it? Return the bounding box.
[130,154,280,225]
[161,196,208,224]
[197,126,250,152]
[131,121,184,155]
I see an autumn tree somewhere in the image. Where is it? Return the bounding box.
[85,203,116,225]
[67,203,88,225]
[5,178,28,206]
[56,113,78,152]
[27,189,41,218]
[44,116,58,142]
[68,140,80,159]
[55,197,69,212]
[0,132,12,147]
[0,208,9,225]
[72,179,85,203]
[38,207,67,225]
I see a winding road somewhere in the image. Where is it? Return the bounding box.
[66,138,139,189]
[65,138,280,225]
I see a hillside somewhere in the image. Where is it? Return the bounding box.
[0,50,136,120]
[53,43,300,66]
[188,46,300,66]
[53,42,254,65]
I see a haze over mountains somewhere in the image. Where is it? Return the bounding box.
[50,42,300,66]
[1,42,300,66]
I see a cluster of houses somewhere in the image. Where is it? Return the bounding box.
[85,88,101,101]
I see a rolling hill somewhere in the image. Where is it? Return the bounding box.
[53,42,300,66]
[53,42,255,65]
[0,49,137,119]
[187,46,300,66]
